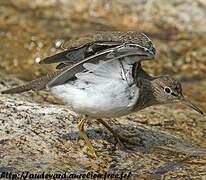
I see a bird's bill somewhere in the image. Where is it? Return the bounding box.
[181,97,203,115]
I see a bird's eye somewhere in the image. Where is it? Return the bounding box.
[164,87,171,94]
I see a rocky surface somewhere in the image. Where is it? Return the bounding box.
[1,74,206,179]
[0,0,206,179]
[0,0,206,79]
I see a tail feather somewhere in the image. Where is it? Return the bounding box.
[1,70,64,94]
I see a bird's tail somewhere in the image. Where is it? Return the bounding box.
[1,70,64,94]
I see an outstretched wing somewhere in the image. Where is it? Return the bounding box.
[40,41,122,69]
[39,31,156,69]
[1,32,156,94]
[47,43,155,88]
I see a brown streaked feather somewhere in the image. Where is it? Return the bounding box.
[65,31,155,52]
[1,69,65,94]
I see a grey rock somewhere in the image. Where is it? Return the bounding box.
[1,73,206,179]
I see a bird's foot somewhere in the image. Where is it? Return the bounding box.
[114,132,141,150]
[79,130,97,158]
[95,118,142,151]
[78,116,97,158]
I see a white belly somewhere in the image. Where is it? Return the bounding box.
[50,58,139,118]
[50,80,139,118]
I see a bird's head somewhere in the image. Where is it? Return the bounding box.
[152,76,203,115]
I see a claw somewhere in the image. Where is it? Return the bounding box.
[114,133,140,150]
[96,118,140,150]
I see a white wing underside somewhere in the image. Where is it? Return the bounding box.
[75,57,135,85]
[51,58,139,118]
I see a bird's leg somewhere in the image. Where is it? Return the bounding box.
[78,115,96,157]
[96,118,135,149]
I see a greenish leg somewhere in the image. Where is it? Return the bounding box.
[96,118,135,149]
[78,115,96,157]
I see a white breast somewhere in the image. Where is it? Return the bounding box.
[50,58,139,118]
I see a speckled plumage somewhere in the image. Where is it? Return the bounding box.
[65,31,155,52]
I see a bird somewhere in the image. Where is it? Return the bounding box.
[1,31,203,157]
